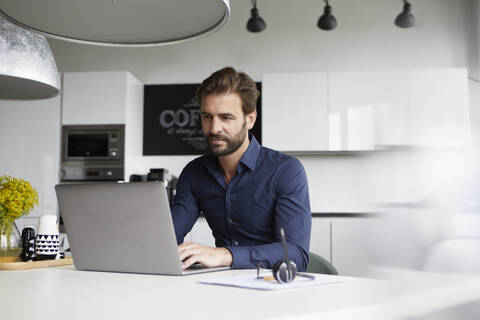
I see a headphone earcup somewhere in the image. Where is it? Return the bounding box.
[273,261,297,283]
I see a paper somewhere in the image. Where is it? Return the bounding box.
[198,272,353,290]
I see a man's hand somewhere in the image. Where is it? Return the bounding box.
[178,242,233,269]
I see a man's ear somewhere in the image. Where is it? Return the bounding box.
[246,110,257,130]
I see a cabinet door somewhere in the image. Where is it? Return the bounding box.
[310,219,331,263]
[329,70,410,150]
[408,69,470,147]
[62,72,127,125]
[189,218,215,247]
[331,216,433,277]
[262,73,329,151]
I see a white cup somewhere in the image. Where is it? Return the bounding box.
[37,215,59,235]
[35,215,59,259]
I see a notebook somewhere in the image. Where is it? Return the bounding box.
[55,181,229,275]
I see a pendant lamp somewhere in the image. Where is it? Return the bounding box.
[0,0,230,47]
[395,0,415,29]
[317,0,337,31]
[0,16,60,100]
[247,0,266,33]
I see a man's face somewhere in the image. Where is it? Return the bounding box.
[201,93,256,156]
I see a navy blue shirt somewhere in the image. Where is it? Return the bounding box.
[171,136,311,271]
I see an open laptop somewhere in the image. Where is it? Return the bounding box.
[55,181,229,275]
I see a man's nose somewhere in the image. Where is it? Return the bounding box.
[210,117,222,134]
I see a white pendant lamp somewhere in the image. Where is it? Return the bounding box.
[0,16,60,100]
[0,0,230,47]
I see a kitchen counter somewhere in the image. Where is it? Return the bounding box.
[1,266,480,319]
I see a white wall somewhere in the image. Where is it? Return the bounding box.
[0,97,61,218]
[49,0,471,82]
[44,0,478,213]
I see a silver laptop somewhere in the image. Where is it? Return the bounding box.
[55,182,229,275]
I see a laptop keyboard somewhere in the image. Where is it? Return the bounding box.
[187,263,206,270]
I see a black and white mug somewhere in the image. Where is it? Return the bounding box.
[35,215,59,260]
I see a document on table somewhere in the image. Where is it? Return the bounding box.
[198,272,353,290]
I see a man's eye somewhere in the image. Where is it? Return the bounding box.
[221,116,232,120]
[202,115,212,120]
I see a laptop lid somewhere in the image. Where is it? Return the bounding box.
[55,182,226,275]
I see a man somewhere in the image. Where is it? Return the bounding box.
[171,67,311,271]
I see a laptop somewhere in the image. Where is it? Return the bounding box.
[55,181,229,275]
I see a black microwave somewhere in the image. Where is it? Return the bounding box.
[61,124,125,181]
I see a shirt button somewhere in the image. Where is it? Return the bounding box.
[229,218,233,224]
[234,241,239,246]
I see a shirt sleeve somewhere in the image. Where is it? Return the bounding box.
[225,157,312,271]
[170,162,200,244]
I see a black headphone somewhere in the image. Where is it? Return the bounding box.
[271,228,315,284]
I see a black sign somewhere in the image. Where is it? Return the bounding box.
[143,83,262,155]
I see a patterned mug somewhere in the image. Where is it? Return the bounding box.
[35,215,59,261]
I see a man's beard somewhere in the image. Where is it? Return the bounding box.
[205,121,247,156]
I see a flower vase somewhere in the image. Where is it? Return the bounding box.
[0,221,22,260]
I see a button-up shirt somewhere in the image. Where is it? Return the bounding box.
[171,135,311,271]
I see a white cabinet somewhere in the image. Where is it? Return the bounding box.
[189,218,215,247]
[328,70,410,150]
[262,69,470,151]
[331,215,435,277]
[310,219,331,263]
[61,71,144,180]
[62,71,142,125]
[262,73,329,151]
[407,69,471,147]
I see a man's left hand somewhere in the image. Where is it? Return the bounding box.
[178,242,233,269]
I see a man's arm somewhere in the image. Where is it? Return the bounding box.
[171,163,200,244]
[226,158,312,271]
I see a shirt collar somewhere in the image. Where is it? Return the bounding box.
[239,134,261,171]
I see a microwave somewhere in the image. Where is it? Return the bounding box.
[61,124,125,181]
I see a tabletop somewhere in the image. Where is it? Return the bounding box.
[1,266,480,320]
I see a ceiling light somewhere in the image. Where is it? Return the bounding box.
[0,16,60,100]
[395,0,415,28]
[317,0,337,31]
[247,0,266,33]
[0,0,230,47]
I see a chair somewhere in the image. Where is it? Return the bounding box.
[306,252,338,275]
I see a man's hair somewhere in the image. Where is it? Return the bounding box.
[196,67,260,115]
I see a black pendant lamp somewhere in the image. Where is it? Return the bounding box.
[395,0,415,28]
[317,0,337,31]
[247,0,266,33]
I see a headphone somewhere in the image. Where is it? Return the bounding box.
[271,228,315,284]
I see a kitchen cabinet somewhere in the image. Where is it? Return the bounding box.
[309,219,331,263]
[61,71,144,180]
[262,68,470,151]
[62,71,143,125]
[188,218,215,247]
[331,215,436,276]
[262,73,329,151]
[407,69,470,148]
[328,70,410,150]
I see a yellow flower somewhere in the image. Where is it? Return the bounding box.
[0,175,39,233]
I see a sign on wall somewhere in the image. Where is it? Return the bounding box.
[143,83,262,155]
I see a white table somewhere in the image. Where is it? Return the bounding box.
[1,266,480,320]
